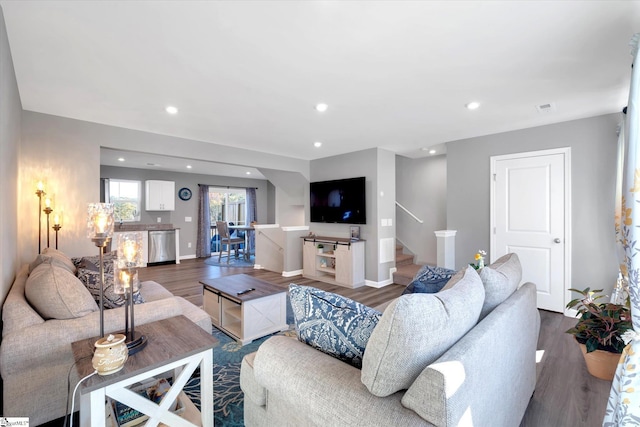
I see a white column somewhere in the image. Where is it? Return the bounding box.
[434,230,457,270]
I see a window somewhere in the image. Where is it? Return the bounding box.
[108,179,141,222]
[209,188,246,225]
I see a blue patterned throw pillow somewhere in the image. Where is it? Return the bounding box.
[289,284,382,369]
[402,265,456,295]
[76,268,145,309]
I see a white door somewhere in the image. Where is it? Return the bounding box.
[491,148,570,312]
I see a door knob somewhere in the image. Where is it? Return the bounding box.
[554,238,561,243]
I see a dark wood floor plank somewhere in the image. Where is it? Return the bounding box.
[139,258,613,427]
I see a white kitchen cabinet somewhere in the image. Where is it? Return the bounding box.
[145,180,175,211]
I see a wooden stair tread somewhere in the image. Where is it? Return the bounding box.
[392,263,423,286]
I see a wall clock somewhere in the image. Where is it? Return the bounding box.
[178,187,192,201]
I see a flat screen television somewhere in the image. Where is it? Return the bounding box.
[310,176,366,224]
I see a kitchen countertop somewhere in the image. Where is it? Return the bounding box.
[115,224,179,231]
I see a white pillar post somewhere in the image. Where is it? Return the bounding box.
[434,230,457,270]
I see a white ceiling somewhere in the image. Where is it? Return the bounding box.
[2,1,639,169]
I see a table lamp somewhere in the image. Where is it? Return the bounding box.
[87,203,114,338]
[114,231,147,355]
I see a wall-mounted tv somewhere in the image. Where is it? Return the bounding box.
[310,176,366,224]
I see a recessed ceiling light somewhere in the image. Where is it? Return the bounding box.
[429,149,436,155]
[117,157,125,162]
[465,102,480,110]
[314,141,323,148]
[315,103,328,112]
[246,171,251,175]
[186,165,192,169]
[165,106,178,114]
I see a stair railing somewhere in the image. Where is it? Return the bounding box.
[257,230,284,252]
[395,201,424,224]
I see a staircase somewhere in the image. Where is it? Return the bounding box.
[392,243,422,286]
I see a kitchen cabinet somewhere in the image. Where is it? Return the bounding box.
[145,180,175,211]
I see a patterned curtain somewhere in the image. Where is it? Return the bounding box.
[196,184,211,258]
[603,33,640,426]
[246,187,257,250]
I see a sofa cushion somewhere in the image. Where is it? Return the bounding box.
[73,251,118,275]
[478,253,522,318]
[33,248,77,274]
[25,260,98,320]
[29,254,75,275]
[76,267,145,309]
[289,284,382,369]
[402,265,456,295]
[361,265,484,397]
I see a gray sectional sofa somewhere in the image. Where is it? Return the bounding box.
[240,253,540,427]
[0,248,210,425]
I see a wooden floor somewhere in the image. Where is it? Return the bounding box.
[139,258,613,427]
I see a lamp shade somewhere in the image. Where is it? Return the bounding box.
[87,203,114,239]
[115,232,144,268]
[113,263,140,294]
[53,210,63,227]
[44,194,55,210]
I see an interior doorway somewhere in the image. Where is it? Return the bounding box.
[490,148,571,313]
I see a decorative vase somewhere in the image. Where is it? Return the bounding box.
[577,342,621,381]
[92,333,128,376]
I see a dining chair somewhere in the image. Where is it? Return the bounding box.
[216,221,244,263]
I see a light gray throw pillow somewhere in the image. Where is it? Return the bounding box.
[478,252,521,318]
[25,260,98,320]
[361,265,484,397]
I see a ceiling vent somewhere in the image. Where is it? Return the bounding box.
[535,102,557,113]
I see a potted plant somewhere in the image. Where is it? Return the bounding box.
[565,287,632,380]
[316,244,324,254]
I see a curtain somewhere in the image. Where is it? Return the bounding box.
[612,115,629,304]
[246,187,257,251]
[604,33,640,426]
[196,184,211,258]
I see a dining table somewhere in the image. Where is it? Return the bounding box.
[228,224,255,261]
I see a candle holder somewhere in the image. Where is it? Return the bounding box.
[52,211,63,250]
[35,181,45,254]
[87,203,115,339]
[115,232,147,355]
[44,194,53,249]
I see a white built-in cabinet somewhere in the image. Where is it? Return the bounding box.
[145,180,175,211]
[302,236,365,288]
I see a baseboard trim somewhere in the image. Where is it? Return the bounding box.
[180,254,197,260]
[253,264,264,270]
[282,269,303,277]
[365,267,398,288]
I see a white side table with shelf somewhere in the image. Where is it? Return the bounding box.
[302,236,365,288]
[72,316,217,427]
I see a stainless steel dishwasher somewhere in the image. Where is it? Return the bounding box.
[148,229,176,264]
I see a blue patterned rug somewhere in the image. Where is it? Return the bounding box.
[184,305,295,426]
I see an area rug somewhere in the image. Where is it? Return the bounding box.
[203,254,255,268]
[184,299,295,426]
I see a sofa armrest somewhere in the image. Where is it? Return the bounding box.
[0,297,182,376]
[251,336,429,427]
[401,282,540,427]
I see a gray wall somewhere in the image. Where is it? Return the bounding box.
[0,5,21,305]
[101,165,270,258]
[447,113,620,295]
[396,154,447,265]
[309,148,395,283]
[16,111,306,264]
